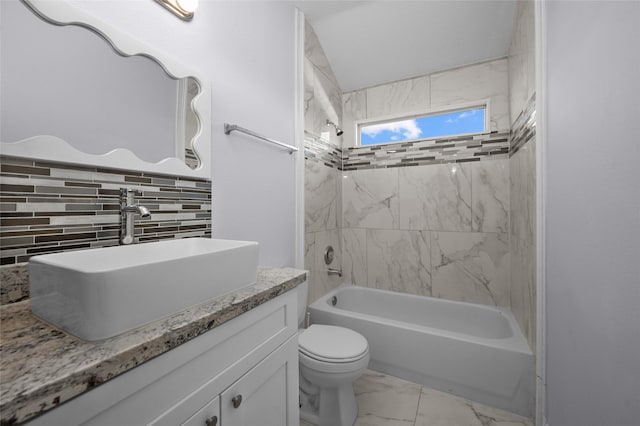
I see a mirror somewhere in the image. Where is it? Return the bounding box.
[0,0,211,179]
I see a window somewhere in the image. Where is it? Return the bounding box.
[359,104,487,146]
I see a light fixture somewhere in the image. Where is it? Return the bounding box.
[154,0,198,21]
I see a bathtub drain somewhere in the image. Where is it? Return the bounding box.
[331,296,337,306]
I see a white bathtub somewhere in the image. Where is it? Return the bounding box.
[308,285,534,418]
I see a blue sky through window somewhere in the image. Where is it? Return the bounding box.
[360,107,485,145]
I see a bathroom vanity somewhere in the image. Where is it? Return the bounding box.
[0,268,305,426]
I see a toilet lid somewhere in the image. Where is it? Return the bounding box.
[299,325,368,363]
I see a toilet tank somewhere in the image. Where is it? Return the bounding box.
[297,280,309,327]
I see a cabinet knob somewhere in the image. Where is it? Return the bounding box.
[232,394,243,408]
[205,415,218,426]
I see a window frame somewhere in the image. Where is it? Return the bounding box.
[355,99,492,147]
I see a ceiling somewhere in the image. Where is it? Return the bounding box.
[294,1,518,92]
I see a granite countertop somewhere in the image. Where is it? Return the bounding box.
[0,267,306,425]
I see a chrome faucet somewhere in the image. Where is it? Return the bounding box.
[119,188,150,245]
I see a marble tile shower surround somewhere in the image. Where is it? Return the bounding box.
[509,104,536,352]
[304,140,344,303]
[507,0,536,353]
[305,159,338,234]
[304,21,343,144]
[341,162,509,233]
[303,29,519,311]
[339,59,511,171]
[340,160,511,307]
[304,20,345,307]
[303,134,342,169]
[510,94,536,156]
[508,0,536,126]
[342,228,510,307]
[305,103,523,312]
[342,58,511,150]
[366,229,431,297]
[0,156,212,268]
[431,231,510,307]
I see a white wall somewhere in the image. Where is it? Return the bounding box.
[39,0,299,267]
[545,1,640,425]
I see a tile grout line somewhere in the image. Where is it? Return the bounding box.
[412,385,424,426]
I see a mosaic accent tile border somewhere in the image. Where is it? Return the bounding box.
[341,131,510,171]
[0,156,212,266]
[304,132,342,169]
[510,93,536,156]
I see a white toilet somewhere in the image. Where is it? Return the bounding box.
[297,282,370,426]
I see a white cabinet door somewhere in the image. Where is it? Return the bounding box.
[221,336,299,426]
[182,396,220,426]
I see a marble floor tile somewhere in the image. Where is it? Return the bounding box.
[355,414,415,426]
[300,370,533,426]
[415,387,483,426]
[354,370,421,426]
[415,387,533,426]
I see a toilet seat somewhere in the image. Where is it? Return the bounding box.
[299,325,369,365]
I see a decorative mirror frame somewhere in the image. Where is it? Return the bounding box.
[1,0,211,179]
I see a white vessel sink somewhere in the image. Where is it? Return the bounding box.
[29,238,259,341]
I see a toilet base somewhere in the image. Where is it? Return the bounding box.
[299,382,358,426]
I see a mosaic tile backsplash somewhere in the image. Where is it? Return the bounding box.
[0,156,212,267]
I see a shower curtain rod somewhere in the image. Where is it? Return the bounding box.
[223,123,298,155]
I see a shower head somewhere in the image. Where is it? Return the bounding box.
[326,119,344,136]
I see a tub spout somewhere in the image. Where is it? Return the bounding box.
[327,268,342,277]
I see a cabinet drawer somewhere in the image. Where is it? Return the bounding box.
[182,396,219,426]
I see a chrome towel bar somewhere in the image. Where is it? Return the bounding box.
[223,123,298,154]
